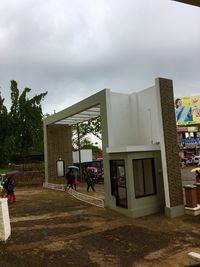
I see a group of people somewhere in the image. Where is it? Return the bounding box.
[0,175,16,203]
[65,168,96,192]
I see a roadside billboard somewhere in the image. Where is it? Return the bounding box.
[174,96,200,125]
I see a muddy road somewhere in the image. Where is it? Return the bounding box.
[0,186,199,267]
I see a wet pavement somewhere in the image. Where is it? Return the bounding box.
[0,181,199,267]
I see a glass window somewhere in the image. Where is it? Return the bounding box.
[133,158,156,198]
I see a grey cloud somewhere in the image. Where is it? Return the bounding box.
[0,0,199,114]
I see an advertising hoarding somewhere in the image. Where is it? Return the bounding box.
[175,96,200,125]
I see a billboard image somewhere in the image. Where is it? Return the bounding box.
[175,96,200,125]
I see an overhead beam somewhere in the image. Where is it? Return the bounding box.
[173,0,200,7]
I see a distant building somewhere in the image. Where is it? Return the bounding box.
[175,95,200,158]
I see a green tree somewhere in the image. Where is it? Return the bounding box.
[72,117,102,150]
[0,93,9,165]
[72,118,102,161]
[77,117,102,141]
[1,80,47,165]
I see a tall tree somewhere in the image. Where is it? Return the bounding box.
[2,80,47,164]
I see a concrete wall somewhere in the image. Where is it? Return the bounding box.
[133,86,160,145]
[107,92,134,147]
[107,86,161,147]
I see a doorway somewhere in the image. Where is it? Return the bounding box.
[110,160,128,208]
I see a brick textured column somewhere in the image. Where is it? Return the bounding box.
[184,185,198,208]
[159,78,184,208]
[47,124,73,184]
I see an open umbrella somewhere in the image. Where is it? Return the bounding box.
[191,167,200,172]
[87,166,97,172]
[67,166,79,170]
[4,170,20,179]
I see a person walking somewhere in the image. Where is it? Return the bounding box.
[85,170,95,192]
[65,169,73,191]
[71,171,77,191]
[195,170,200,183]
[4,176,16,203]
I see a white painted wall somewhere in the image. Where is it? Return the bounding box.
[107,92,134,147]
[133,86,160,145]
[107,86,161,147]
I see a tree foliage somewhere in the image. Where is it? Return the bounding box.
[72,117,102,156]
[0,80,47,166]
[72,118,102,148]
[76,117,102,141]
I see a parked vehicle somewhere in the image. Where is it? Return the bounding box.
[193,156,200,165]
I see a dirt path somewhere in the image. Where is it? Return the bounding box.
[0,186,199,267]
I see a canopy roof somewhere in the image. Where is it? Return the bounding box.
[54,105,100,125]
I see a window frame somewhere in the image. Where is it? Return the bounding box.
[133,158,157,199]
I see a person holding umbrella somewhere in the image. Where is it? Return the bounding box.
[65,166,79,191]
[65,169,73,190]
[195,170,200,183]
[3,170,19,203]
[4,175,16,203]
[191,167,200,183]
[71,171,77,191]
[85,170,95,192]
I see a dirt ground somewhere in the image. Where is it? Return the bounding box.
[0,184,200,267]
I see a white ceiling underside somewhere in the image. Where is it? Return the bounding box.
[54,105,100,125]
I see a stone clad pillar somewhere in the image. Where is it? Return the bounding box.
[47,124,73,184]
[157,78,184,217]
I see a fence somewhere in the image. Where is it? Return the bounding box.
[43,182,104,208]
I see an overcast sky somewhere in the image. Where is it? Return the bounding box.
[0,0,199,114]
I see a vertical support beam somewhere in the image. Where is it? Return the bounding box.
[156,78,184,217]
[77,123,82,181]
[46,124,73,184]
[43,122,48,184]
